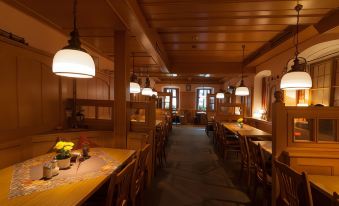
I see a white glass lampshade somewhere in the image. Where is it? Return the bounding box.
[53,49,95,78]
[216,92,224,99]
[130,82,141,94]
[152,91,158,97]
[280,71,312,90]
[142,87,153,96]
[235,86,249,96]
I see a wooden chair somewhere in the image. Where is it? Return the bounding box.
[274,159,313,206]
[155,124,166,169]
[106,159,136,206]
[130,144,151,206]
[332,192,339,206]
[238,135,252,188]
[221,126,240,160]
[249,141,272,205]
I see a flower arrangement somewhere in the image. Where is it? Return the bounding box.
[54,141,74,160]
[237,118,243,124]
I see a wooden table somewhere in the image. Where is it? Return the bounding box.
[309,175,339,198]
[0,148,135,206]
[223,122,272,140]
[252,141,272,155]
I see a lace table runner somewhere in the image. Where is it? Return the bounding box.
[9,148,119,199]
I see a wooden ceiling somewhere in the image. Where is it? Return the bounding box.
[5,0,161,73]
[4,0,339,80]
[138,0,339,73]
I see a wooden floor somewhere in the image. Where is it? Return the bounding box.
[146,125,251,206]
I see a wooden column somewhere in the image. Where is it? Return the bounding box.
[113,30,130,148]
[271,90,287,206]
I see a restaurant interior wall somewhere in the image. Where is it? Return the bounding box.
[255,27,339,107]
[0,34,113,169]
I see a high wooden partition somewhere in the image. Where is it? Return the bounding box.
[272,91,339,204]
[129,101,157,179]
[214,103,246,122]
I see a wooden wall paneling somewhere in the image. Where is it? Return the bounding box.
[42,64,60,128]
[87,78,97,100]
[17,56,42,128]
[0,50,18,131]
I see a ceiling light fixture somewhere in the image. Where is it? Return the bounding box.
[52,0,95,78]
[216,89,225,99]
[129,54,141,94]
[280,4,312,90]
[142,67,153,96]
[235,45,249,96]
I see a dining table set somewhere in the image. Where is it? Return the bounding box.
[0,148,135,206]
[221,122,339,205]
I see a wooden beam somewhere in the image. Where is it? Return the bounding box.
[113,30,129,148]
[170,62,256,74]
[314,7,339,34]
[106,0,170,73]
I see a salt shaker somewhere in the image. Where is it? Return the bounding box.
[43,163,53,179]
[51,159,59,176]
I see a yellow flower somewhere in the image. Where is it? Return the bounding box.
[64,145,73,151]
[54,141,65,150]
[65,142,74,147]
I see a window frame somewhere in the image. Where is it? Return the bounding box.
[196,88,212,111]
[163,88,179,111]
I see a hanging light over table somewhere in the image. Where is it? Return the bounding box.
[52,0,95,78]
[142,66,153,96]
[280,4,312,90]
[129,54,141,93]
[235,45,249,96]
[216,89,225,99]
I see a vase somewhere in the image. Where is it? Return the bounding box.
[238,123,243,128]
[57,157,71,169]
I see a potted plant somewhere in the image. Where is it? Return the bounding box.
[237,118,244,128]
[54,141,74,169]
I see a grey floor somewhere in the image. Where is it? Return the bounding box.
[146,125,252,206]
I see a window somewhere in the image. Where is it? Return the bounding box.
[196,88,211,111]
[164,88,179,111]
[310,60,332,106]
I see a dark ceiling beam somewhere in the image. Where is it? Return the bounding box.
[314,7,339,33]
[106,0,170,73]
[245,8,339,67]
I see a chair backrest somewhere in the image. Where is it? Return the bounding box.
[332,192,339,206]
[274,159,313,206]
[238,135,249,164]
[131,144,151,204]
[248,141,269,184]
[106,159,136,206]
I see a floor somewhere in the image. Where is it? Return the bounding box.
[146,125,252,206]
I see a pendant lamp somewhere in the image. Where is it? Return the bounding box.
[280,4,312,90]
[142,67,153,96]
[129,54,141,93]
[52,0,95,78]
[235,45,249,96]
[216,89,225,99]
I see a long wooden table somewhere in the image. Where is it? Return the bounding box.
[309,175,339,199]
[0,148,135,206]
[222,122,272,140]
[252,140,272,155]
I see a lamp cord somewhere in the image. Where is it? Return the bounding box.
[241,44,245,81]
[73,0,77,31]
[295,4,302,57]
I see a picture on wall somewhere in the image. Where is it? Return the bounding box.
[186,84,191,91]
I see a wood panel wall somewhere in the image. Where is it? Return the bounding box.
[0,37,112,169]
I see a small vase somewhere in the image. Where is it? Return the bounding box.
[238,123,243,128]
[57,157,71,169]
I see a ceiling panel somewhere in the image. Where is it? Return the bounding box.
[137,0,339,73]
